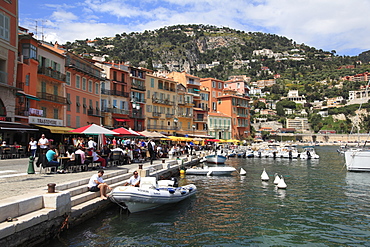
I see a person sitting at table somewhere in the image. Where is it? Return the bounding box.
[1,141,7,147]
[45,146,60,173]
[88,147,106,169]
[75,146,90,168]
[64,147,76,171]
[101,145,112,166]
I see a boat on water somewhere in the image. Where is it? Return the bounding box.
[344,148,370,172]
[206,154,227,164]
[300,146,319,159]
[109,177,197,213]
[186,165,236,175]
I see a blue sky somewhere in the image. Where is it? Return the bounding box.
[19,0,370,56]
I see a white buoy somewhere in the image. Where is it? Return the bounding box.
[207,170,212,176]
[240,168,247,176]
[273,173,281,184]
[277,176,287,189]
[261,168,269,181]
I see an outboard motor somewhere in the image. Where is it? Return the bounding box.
[289,150,292,159]
[307,150,311,159]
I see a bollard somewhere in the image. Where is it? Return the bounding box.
[47,183,56,193]
[27,156,35,174]
[162,159,165,163]
[138,164,143,169]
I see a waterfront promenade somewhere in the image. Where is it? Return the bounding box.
[0,156,181,202]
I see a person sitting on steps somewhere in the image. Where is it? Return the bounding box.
[87,170,112,200]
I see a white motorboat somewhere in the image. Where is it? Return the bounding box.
[344,148,370,172]
[300,146,319,159]
[186,165,236,175]
[206,154,227,164]
[109,177,197,213]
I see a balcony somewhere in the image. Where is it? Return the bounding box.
[16,81,25,90]
[38,66,66,82]
[131,80,146,91]
[88,109,103,117]
[184,101,194,106]
[152,112,162,117]
[106,108,129,115]
[165,113,174,118]
[37,92,67,104]
[0,71,7,84]
[194,117,207,122]
[152,97,174,105]
[15,106,29,116]
[101,89,129,97]
[147,124,178,130]
[130,112,145,119]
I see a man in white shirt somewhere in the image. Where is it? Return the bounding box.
[38,134,49,153]
[87,137,97,149]
[88,170,112,200]
[124,171,141,187]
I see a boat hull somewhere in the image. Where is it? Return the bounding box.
[345,149,370,172]
[206,154,227,164]
[186,166,236,175]
[110,184,197,213]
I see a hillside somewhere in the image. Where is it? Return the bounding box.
[64,24,360,82]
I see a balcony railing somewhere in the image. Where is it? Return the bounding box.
[130,112,145,119]
[15,106,29,116]
[88,109,103,117]
[194,117,206,122]
[16,81,25,90]
[131,81,146,91]
[102,108,129,115]
[38,66,66,82]
[147,124,178,130]
[165,113,174,118]
[152,97,174,105]
[0,71,8,84]
[37,92,67,104]
[152,112,162,117]
[101,89,129,97]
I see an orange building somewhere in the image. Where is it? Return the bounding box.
[216,94,250,139]
[200,78,225,112]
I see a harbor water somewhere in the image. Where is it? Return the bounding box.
[49,146,370,246]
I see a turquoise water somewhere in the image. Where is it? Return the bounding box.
[50,146,370,246]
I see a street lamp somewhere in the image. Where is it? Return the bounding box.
[192,124,196,136]
[174,118,178,136]
[131,98,140,130]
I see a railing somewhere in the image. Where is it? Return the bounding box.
[152,98,174,105]
[130,112,145,119]
[147,124,178,130]
[15,106,29,116]
[16,81,24,90]
[131,80,146,91]
[0,71,8,84]
[87,109,103,117]
[194,117,206,122]
[152,112,162,117]
[165,113,174,118]
[102,108,129,115]
[38,66,66,82]
[36,92,67,104]
[101,89,129,97]
[209,125,229,130]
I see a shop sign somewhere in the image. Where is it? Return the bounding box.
[29,116,63,126]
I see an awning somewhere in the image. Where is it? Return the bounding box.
[0,121,39,131]
[35,125,76,134]
[16,92,40,101]
[114,118,131,122]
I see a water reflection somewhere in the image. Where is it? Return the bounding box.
[49,146,370,246]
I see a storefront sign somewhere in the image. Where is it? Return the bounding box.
[29,108,43,116]
[29,116,63,126]
[0,117,11,121]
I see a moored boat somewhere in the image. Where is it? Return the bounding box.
[185,165,236,175]
[344,148,370,172]
[206,154,227,164]
[109,177,197,213]
[300,146,319,159]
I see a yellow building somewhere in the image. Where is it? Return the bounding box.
[146,73,178,135]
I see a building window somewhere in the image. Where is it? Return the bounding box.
[76,75,80,88]
[212,81,216,88]
[41,107,47,118]
[76,116,80,128]
[22,43,37,60]
[25,74,30,86]
[95,82,99,94]
[66,72,71,86]
[83,98,87,114]
[151,78,154,88]
[76,96,80,113]
[82,77,86,90]
[53,108,58,119]
[67,93,71,111]
[67,114,71,126]
[88,80,92,92]
[147,90,150,99]
[0,13,10,41]
[218,82,222,89]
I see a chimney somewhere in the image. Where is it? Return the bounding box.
[54,41,59,49]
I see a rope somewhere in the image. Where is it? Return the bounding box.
[109,194,129,214]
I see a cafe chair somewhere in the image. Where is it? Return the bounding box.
[111,151,122,166]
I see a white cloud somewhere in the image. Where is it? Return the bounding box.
[19,0,370,55]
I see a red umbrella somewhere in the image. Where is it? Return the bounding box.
[112,127,142,136]
[206,139,220,142]
[70,124,118,135]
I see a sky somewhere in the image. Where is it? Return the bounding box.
[18,0,370,56]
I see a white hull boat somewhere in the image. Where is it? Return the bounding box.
[110,177,197,213]
[186,165,236,175]
[206,154,227,164]
[345,149,370,172]
[300,146,319,159]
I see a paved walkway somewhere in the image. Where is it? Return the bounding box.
[0,156,181,202]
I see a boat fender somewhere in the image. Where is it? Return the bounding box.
[168,188,176,194]
[188,187,193,192]
[180,189,187,195]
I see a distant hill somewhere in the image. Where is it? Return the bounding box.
[64,24,359,81]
